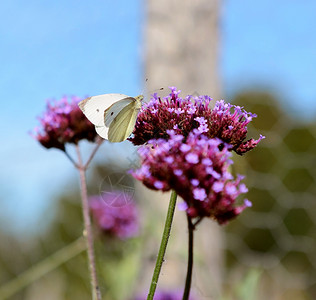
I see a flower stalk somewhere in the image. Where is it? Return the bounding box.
[75,144,102,300]
[182,214,194,300]
[147,190,178,300]
[32,95,103,299]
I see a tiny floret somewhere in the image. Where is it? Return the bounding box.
[193,188,207,201]
[185,153,199,164]
[180,144,191,152]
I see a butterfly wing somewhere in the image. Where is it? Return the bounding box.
[108,100,141,142]
[78,93,130,127]
[95,125,109,139]
[104,97,135,127]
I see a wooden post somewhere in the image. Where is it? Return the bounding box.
[136,0,223,297]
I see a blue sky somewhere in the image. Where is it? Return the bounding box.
[222,0,316,116]
[1,0,316,235]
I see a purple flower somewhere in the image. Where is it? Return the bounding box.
[131,131,250,225]
[134,289,195,300]
[89,191,139,239]
[154,180,165,189]
[32,96,97,151]
[191,179,199,186]
[129,87,264,155]
[195,116,209,133]
[211,100,265,154]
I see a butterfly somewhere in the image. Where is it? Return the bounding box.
[78,93,143,143]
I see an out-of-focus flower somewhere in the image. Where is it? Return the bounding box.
[132,130,251,225]
[134,289,195,300]
[129,87,264,155]
[32,96,97,151]
[89,191,139,239]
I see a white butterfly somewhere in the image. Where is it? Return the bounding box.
[78,93,143,143]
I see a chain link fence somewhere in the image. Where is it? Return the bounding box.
[224,91,316,300]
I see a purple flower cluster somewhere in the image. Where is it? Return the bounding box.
[129,87,264,155]
[89,191,139,239]
[134,289,195,300]
[32,96,97,151]
[132,130,251,225]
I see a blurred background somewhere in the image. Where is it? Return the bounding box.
[1,0,316,299]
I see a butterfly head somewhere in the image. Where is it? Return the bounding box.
[134,95,144,110]
[135,95,144,102]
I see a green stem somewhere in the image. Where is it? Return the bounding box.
[182,214,194,300]
[0,237,86,300]
[147,190,178,300]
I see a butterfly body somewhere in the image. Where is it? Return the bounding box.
[79,94,143,143]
